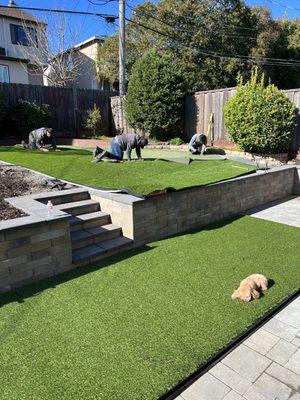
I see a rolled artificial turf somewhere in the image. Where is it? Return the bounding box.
[0,216,299,400]
[0,147,255,196]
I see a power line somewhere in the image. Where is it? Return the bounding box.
[0,5,118,22]
[125,17,300,67]
[265,0,300,12]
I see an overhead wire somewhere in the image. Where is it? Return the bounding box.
[125,16,300,67]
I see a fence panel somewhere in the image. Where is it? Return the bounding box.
[0,83,113,137]
[185,87,300,150]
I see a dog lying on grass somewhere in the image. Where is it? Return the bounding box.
[231,274,268,302]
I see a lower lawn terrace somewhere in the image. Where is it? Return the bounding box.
[0,146,299,400]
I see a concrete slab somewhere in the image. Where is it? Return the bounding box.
[266,339,298,366]
[285,349,300,375]
[210,362,252,394]
[266,362,300,392]
[181,373,230,400]
[244,329,280,356]
[244,373,293,400]
[222,345,272,383]
[263,318,298,342]
[243,196,300,228]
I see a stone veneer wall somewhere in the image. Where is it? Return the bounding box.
[132,167,298,244]
[0,218,72,294]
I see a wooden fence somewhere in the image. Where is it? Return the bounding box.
[185,87,300,151]
[0,83,117,137]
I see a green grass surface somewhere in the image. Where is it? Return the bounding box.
[0,217,299,400]
[0,147,255,196]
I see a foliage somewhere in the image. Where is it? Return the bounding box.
[169,137,184,145]
[9,100,51,138]
[224,69,297,153]
[84,104,102,137]
[97,1,300,91]
[125,50,185,138]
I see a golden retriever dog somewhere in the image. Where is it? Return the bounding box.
[231,274,268,302]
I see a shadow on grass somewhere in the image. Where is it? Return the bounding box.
[0,245,155,308]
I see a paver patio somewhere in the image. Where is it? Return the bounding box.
[176,295,300,400]
[177,198,300,400]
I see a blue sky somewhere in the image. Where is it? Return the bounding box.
[1,0,300,44]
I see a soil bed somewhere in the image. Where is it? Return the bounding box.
[0,163,71,221]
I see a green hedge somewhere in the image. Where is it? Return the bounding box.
[224,71,297,153]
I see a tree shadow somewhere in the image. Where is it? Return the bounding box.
[0,245,155,308]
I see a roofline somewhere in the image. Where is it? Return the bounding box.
[0,11,47,26]
[0,54,29,63]
[73,35,107,51]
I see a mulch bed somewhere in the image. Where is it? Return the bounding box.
[0,164,70,221]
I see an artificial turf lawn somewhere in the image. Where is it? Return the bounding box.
[0,216,299,400]
[0,147,255,196]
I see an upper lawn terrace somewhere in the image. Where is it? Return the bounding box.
[0,146,255,196]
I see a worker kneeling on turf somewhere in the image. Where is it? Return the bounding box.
[21,127,57,152]
[93,133,148,162]
[189,133,207,155]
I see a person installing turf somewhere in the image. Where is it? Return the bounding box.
[93,133,148,162]
[21,127,57,152]
[188,133,208,155]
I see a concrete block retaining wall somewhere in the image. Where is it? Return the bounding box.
[0,165,299,294]
[0,218,72,293]
[88,167,298,246]
[130,166,298,244]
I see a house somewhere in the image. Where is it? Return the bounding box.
[44,36,107,90]
[0,0,46,85]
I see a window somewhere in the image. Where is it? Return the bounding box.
[0,65,9,83]
[10,24,37,46]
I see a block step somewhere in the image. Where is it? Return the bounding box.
[37,188,90,205]
[55,199,100,216]
[69,211,111,232]
[72,237,134,266]
[71,224,122,250]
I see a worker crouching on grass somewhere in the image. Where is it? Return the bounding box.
[189,133,208,155]
[21,127,58,152]
[93,133,148,162]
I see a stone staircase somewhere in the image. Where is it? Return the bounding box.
[39,188,133,267]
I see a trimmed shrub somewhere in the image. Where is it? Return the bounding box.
[224,70,297,154]
[84,104,102,137]
[9,100,52,138]
[125,49,185,140]
[0,92,5,124]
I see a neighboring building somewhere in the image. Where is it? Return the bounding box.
[44,36,107,90]
[0,0,46,85]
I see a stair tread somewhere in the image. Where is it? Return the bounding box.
[34,188,90,200]
[71,224,121,242]
[55,199,98,210]
[69,211,109,225]
[72,237,133,263]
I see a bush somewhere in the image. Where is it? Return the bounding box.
[84,104,102,137]
[125,49,185,140]
[9,100,52,138]
[0,92,4,123]
[169,137,184,145]
[224,70,297,154]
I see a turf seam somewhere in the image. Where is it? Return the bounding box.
[159,289,300,400]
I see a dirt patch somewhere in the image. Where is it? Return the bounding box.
[0,163,73,221]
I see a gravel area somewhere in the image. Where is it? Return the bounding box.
[0,163,73,221]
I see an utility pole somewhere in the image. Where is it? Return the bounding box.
[119,0,126,133]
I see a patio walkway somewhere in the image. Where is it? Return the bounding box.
[176,196,300,400]
[176,296,300,400]
[243,195,300,228]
